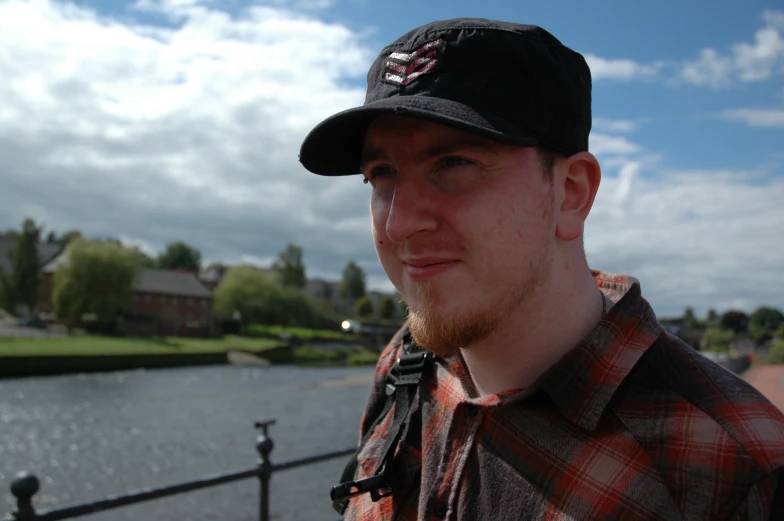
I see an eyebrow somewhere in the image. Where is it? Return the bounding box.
[359,138,499,173]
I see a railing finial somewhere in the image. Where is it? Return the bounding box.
[254,419,277,521]
[10,472,39,521]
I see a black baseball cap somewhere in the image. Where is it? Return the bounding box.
[299,18,592,176]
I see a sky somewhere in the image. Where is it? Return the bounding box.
[0,0,782,318]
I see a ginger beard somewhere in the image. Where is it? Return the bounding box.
[405,187,555,359]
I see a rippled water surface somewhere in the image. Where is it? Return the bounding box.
[0,365,375,520]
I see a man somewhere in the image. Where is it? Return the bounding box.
[300,18,784,520]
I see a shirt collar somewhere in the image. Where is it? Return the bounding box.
[533,271,663,431]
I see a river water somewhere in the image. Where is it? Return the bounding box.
[0,364,376,521]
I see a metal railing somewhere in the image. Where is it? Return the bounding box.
[2,419,354,521]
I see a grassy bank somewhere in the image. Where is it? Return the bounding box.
[241,324,357,341]
[0,333,380,369]
[294,346,380,366]
[0,335,283,357]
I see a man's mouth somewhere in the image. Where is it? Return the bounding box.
[402,258,460,281]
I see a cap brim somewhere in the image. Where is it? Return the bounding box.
[299,96,538,176]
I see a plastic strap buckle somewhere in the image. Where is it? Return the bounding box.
[330,474,392,514]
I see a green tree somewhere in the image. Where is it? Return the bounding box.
[59,230,83,245]
[214,266,335,327]
[768,339,784,364]
[128,246,156,268]
[719,310,749,336]
[702,327,735,352]
[355,296,374,317]
[339,260,366,300]
[0,218,42,314]
[157,241,201,272]
[750,307,784,332]
[378,295,396,320]
[271,243,306,289]
[52,239,142,329]
[706,309,719,325]
[682,306,697,329]
[214,266,280,323]
[748,307,784,345]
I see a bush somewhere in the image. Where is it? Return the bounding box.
[294,346,345,365]
[215,266,339,329]
[347,349,380,366]
[293,346,378,366]
[768,340,784,364]
[776,324,784,340]
[355,296,374,317]
[702,328,735,352]
[378,296,396,320]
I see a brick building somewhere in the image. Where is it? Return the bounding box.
[41,251,215,337]
[125,269,215,337]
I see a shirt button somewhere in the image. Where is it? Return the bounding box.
[435,502,448,518]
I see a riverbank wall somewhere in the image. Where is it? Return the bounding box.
[0,345,300,379]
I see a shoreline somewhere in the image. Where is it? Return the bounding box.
[0,342,381,379]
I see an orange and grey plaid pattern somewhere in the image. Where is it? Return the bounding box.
[343,272,784,520]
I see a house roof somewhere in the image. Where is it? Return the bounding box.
[42,249,70,274]
[0,236,64,275]
[135,269,213,299]
[42,249,212,298]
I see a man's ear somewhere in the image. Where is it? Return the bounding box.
[555,152,601,241]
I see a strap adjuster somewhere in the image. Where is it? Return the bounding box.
[330,474,392,513]
[390,351,432,387]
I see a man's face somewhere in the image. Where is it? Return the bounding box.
[362,115,557,357]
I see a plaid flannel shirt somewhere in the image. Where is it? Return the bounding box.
[343,271,784,520]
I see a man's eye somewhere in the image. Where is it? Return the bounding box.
[364,165,395,184]
[439,156,472,168]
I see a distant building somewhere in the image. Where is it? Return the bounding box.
[0,236,64,275]
[125,269,215,337]
[304,278,339,301]
[40,250,215,337]
[0,236,65,315]
[304,277,403,318]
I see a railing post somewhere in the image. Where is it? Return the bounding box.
[254,419,276,521]
[10,473,40,521]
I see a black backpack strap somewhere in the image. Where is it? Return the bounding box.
[330,333,432,515]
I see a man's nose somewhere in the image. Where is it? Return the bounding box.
[384,174,438,244]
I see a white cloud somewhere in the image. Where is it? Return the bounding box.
[587,168,784,316]
[764,9,784,30]
[680,10,784,89]
[719,108,784,128]
[593,118,638,133]
[1,0,782,318]
[610,162,640,218]
[681,48,735,89]
[583,10,784,89]
[589,133,641,156]
[117,235,159,257]
[0,0,380,284]
[584,54,661,81]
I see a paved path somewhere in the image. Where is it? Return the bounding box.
[745,365,784,412]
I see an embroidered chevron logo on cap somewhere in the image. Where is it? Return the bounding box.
[384,39,442,86]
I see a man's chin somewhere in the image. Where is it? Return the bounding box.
[407,306,496,358]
